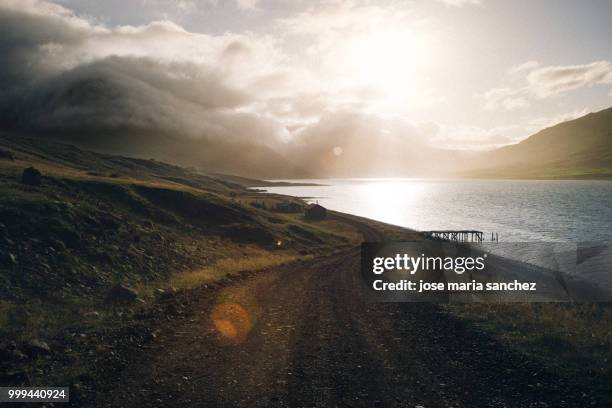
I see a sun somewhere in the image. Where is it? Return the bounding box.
[347,29,427,101]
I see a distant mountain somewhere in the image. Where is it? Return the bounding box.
[462,107,612,179]
[3,106,611,180]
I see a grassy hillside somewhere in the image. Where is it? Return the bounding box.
[9,129,313,179]
[463,107,612,179]
[0,133,360,341]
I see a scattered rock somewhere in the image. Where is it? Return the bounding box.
[104,284,138,305]
[7,349,27,361]
[51,239,67,252]
[159,287,178,300]
[22,339,52,356]
[21,166,42,186]
[99,216,120,230]
[0,235,14,247]
[4,252,17,265]
[0,148,14,161]
[0,342,17,360]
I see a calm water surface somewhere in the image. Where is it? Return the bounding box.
[259,179,612,242]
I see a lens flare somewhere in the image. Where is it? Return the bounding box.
[210,303,253,345]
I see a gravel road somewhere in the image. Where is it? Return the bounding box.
[97,219,596,407]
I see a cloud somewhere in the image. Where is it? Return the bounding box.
[1,1,441,135]
[483,87,530,111]
[436,0,481,6]
[428,124,522,150]
[2,56,251,133]
[3,0,603,178]
[276,1,423,44]
[483,60,612,110]
[285,110,438,176]
[527,108,590,130]
[236,0,260,11]
[430,107,594,151]
[0,0,293,148]
[508,60,539,75]
[527,61,612,97]
[0,1,326,179]
[0,1,286,85]
[176,0,198,12]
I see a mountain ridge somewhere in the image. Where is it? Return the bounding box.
[460,106,612,179]
[2,106,611,180]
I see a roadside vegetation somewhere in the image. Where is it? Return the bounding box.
[169,252,304,290]
[446,303,612,400]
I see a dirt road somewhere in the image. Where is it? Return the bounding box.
[97,220,594,407]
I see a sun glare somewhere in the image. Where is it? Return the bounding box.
[348,29,426,100]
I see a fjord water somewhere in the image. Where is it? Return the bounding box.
[260,179,612,242]
[261,179,612,295]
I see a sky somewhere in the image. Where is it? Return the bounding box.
[1,0,611,161]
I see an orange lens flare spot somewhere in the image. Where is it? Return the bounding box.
[210,303,253,345]
[214,319,238,339]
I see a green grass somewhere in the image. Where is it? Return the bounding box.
[446,303,612,388]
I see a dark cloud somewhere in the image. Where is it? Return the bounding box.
[0,5,85,87]
[0,2,297,177]
[0,2,250,136]
[0,54,260,138]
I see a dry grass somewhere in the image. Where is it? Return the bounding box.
[170,252,302,289]
[0,156,220,199]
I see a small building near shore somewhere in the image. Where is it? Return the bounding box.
[275,202,303,213]
[305,203,326,221]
